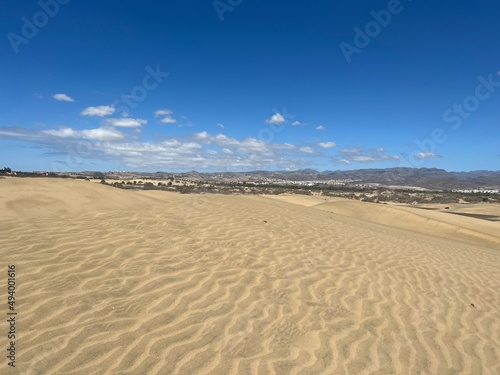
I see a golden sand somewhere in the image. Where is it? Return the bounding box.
[1,178,499,374]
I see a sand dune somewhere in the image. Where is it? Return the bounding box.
[1,178,499,374]
[265,195,500,249]
[0,177,163,219]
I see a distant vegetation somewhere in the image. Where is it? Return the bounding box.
[98,178,499,204]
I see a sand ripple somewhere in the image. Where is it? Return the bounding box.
[0,180,499,374]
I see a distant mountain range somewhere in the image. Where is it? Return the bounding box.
[179,168,500,190]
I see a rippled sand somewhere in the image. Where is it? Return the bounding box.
[1,178,499,374]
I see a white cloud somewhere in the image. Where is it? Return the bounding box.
[265,113,285,125]
[351,156,377,163]
[0,127,44,140]
[53,93,75,102]
[300,146,314,154]
[43,126,124,141]
[274,143,295,150]
[104,118,147,128]
[341,147,361,153]
[0,127,313,171]
[154,109,173,116]
[81,105,115,117]
[162,139,181,148]
[239,138,269,153]
[181,142,203,151]
[192,131,302,158]
[291,121,302,126]
[43,127,78,138]
[161,118,176,124]
[214,134,239,147]
[332,146,400,165]
[414,152,441,159]
[318,142,336,148]
[217,123,224,128]
[316,125,325,130]
[194,131,211,141]
[80,128,124,141]
[154,109,176,124]
[193,132,239,147]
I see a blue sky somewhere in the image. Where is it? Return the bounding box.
[1,0,499,172]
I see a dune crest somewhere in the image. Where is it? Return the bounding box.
[265,194,500,249]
